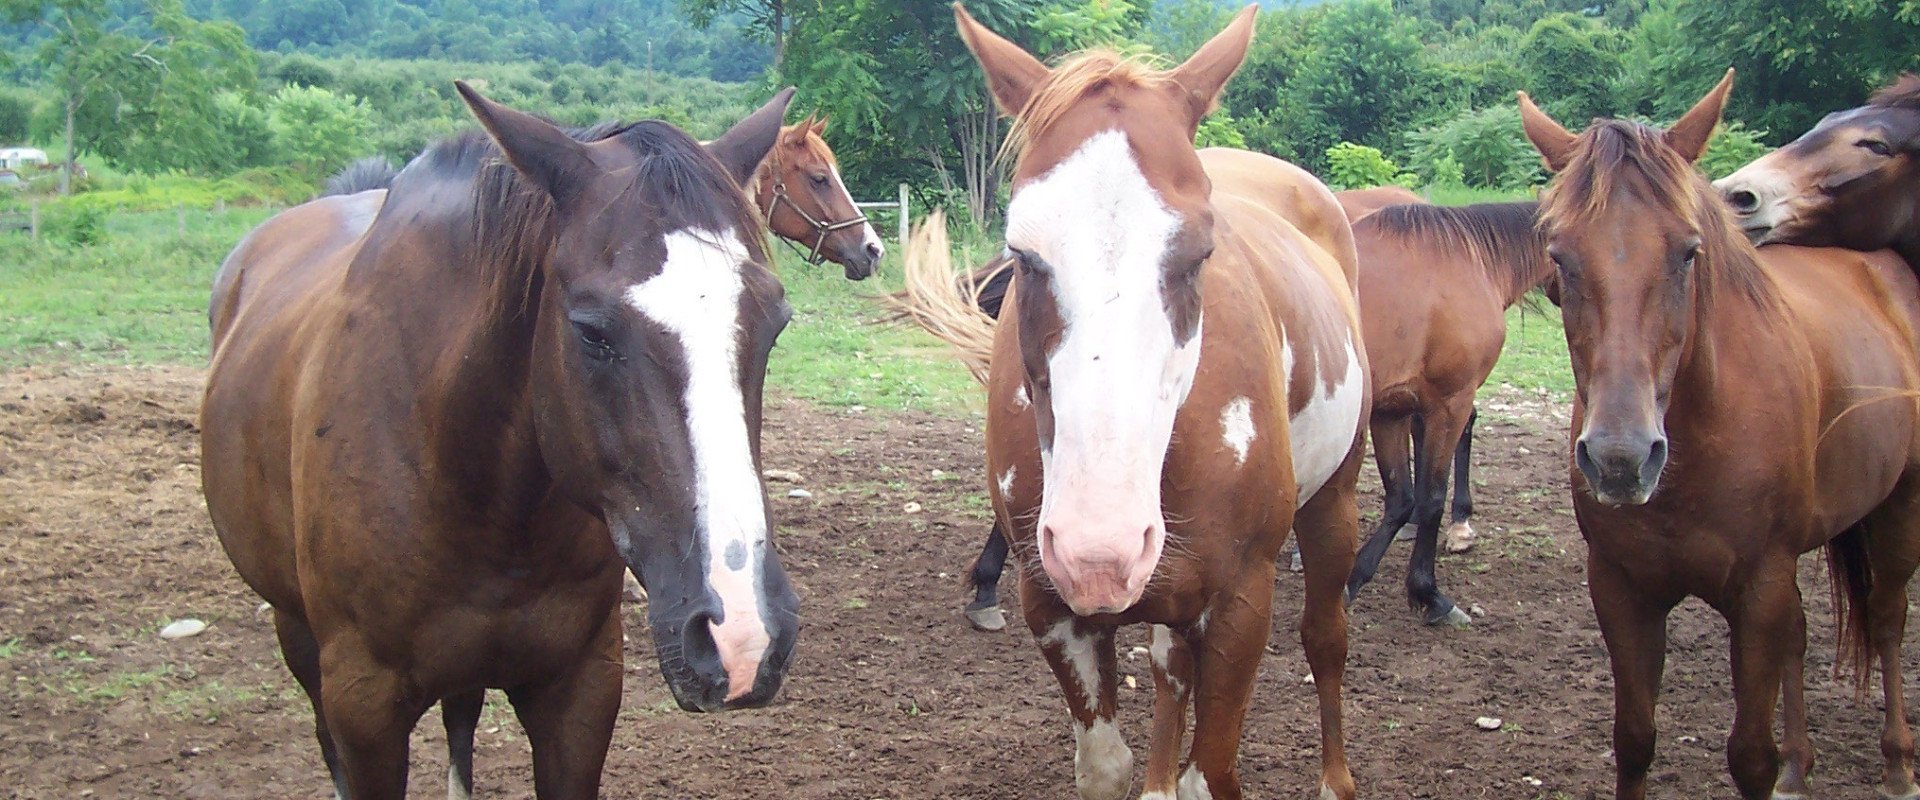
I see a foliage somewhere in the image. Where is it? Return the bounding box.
[0,88,34,143]
[41,200,104,244]
[267,85,374,178]
[1406,104,1540,189]
[1195,112,1246,149]
[1324,142,1417,190]
[1516,13,1622,124]
[1288,0,1443,169]
[1696,121,1771,180]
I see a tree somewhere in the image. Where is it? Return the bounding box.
[1406,105,1539,188]
[0,89,35,144]
[1516,13,1622,125]
[681,0,787,68]
[1292,0,1444,163]
[3,0,150,193]
[269,85,374,178]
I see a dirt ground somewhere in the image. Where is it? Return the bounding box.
[2,365,1914,799]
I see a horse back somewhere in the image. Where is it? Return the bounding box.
[1200,148,1360,289]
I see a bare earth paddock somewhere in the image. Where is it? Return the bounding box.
[2,365,1913,799]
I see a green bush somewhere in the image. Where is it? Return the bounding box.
[1196,113,1248,149]
[1324,142,1418,190]
[0,88,36,144]
[43,202,106,245]
[1697,121,1771,180]
[1406,105,1542,190]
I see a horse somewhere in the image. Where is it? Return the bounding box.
[201,85,802,799]
[1339,198,1554,624]
[947,193,1552,630]
[1520,71,1920,799]
[751,114,888,279]
[911,7,1367,797]
[1715,73,1920,271]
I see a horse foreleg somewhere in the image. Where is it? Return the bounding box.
[273,610,351,800]
[1866,489,1920,800]
[1444,406,1478,554]
[1724,563,1800,799]
[964,522,1011,632]
[321,635,432,800]
[1179,567,1278,800]
[1345,413,1413,605]
[505,608,622,800]
[1020,584,1131,800]
[1407,399,1471,626]
[1295,443,1361,800]
[441,689,484,800]
[1775,608,1814,799]
[1591,557,1674,800]
[1141,624,1194,799]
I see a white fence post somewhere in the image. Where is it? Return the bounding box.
[897,183,910,246]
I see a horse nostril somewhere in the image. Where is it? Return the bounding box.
[1646,438,1668,469]
[1726,189,1760,214]
[865,243,884,262]
[1574,438,1598,478]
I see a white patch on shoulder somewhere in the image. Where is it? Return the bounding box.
[1073,717,1134,800]
[1288,337,1365,508]
[1219,396,1255,467]
[626,228,770,698]
[997,466,1017,502]
[1148,624,1183,693]
[1177,764,1214,800]
[1042,619,1101,698]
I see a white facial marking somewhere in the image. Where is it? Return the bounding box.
[1148,624,1183,694]
[1219,396,1256,467]
[1177,764,1214,800]
[996,466,1017,502]
[625,228,769,700]
[1072,717,1135,800]
[1289,338,1365,508]
[1042,619,1101,698]
[832,162,886,260]
[1007,128,1194,582]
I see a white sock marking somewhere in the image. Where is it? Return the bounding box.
[1073,717,1134,800]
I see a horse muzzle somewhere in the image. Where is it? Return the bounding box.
[1575,431,1668,506]
[1037,517,1163,616]
[653,601,797,712]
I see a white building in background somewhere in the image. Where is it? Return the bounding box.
[0,147,48,170]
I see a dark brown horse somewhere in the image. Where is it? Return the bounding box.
[1339,197,1554,624]
[1716,73,1920,270]
[751,115,887,278]
[908,7,1366,797]
[1522,72,1920,799]
[201,86,801,799]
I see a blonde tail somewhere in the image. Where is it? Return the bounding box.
[883,209,1001,385]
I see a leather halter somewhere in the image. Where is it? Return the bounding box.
[765,151,868,266]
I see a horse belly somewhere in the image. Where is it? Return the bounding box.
[1285,334,1366,506]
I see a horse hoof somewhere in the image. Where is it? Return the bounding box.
[1424,604,1471,627]
[965,605,1007,632]
[1393,528,1415,543]
[1444,521,1475,553]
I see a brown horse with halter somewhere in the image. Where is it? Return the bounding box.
[201,86,801,799]
[1336,195,1554,624]
[909,6,1366,797]
[751,114,888,278]
[1522,71,1920,800]
[1715,73,1920,272]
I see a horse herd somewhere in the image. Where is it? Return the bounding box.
[189,3,1920,798]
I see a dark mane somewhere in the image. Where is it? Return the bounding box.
[1870,73,1920,110]
[386,117,765,318]
[322,156,398,197]
[1367,201,1550,304]
[1539,119,1774,308]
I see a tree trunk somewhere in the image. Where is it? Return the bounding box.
[771,0,786,70]
[61,94,76,197]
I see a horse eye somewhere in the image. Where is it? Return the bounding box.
[1680,245,1699,269]
[809,173,830,186]
[572,321,619,360]
[1009,247,1050,278]
[1860,139,1894,157]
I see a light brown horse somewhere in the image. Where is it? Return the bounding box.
[1335,184,1424,222]
[751,115,887,278]
[1336,196,1554,624]
[1522,71,1920,800]
[914,6,1366,798]
[202,86,801,799]
[1716,73,1920,271]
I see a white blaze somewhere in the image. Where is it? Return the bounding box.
[625,228,769,700]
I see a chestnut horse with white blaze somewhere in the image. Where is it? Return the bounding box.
[915,6,1366,798]
[202,86,801,798]
[1716,73,1920,272]
[1523,71,1920,800]
[751,114,887,278]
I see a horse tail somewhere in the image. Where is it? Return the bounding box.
[882,209,1001,385]
[322,156,399,197]
[1827,520,1876,694]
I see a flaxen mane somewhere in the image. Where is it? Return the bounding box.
[1538,119,1774,308]
[1368,202,1550,304]
[1002,49,1170,164]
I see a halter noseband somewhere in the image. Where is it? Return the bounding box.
[767,152,869,266]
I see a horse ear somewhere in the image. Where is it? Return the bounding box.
[1517,91,1579,173]
[1167,5,1258,124]
[811,115,830,136]
[1666,68,1735,164]
[707,87,796,186]
[953,3,1049,117]
[455,81,594,208]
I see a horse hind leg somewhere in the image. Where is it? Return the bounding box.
[963,521,1011,632]
[1293,445,1362,800]
[273,609,350,800]
[1344,413,1414,605]
[1406,399,1472,626]
[1443,406,1478,554]
[442,689,485,800]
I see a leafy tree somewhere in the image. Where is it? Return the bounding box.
[269,85,373,177]
[212,91,279,170]
[681,0,787,67]
[1696,121,1770,180]
[1292,0,1443,164]
[0,88,35,144]
[1516,13,1621,124]
[1324,142,1417,190]
[1406,104,1539,189]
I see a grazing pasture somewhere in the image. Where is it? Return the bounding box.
[0,207,1913,798]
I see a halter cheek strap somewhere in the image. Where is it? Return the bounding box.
[767,156,869,266]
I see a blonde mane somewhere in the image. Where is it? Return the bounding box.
[1002,49,1171,166]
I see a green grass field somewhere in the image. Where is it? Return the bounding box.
[0,204,1572,411]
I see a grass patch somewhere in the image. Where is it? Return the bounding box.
[1484,304,1573,398]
